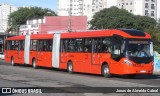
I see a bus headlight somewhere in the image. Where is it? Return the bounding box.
[124,59,133,66]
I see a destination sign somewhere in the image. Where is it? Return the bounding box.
[128,41,149,44]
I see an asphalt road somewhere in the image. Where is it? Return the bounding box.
[0,59,160,96]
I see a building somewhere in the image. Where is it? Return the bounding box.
[58,0,158,21]
[19,16,87,35]
[0,3,18,52]
[107,0,157,20]
[58,0,107,21]
[0,3,18,33]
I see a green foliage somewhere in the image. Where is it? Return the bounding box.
[89,7,156,30]
[8,7,57,31]
[145,28,160,53]
[90,7,160,52]
[157,19,160,28]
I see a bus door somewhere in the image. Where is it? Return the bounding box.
[60,39,68,63]
[12,40,19,63]
[18,40,24,64]
[111,35,123,73]
[36,40,45,66]
[38,40,52,67]
[5,41,9,58]
[91,38,101,72]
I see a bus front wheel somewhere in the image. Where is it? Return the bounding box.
[32,59,37,69]
[11,57,16,66]
[102,64,111,78]
[67,62,73,74]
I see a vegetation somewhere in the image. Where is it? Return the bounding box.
[89,7,160,52]
[8,7,57,32]
[89,7,156,30]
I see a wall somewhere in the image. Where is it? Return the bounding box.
[39,16,87,33]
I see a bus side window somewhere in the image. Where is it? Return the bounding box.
[38,40,43,51]
[62,39,68,52]
[75,39,83,52]
[84,39,92,52]
[46,40,52,51]
[7,41,12,50]
[19,40,24,50]
[68,39,75,52]
[5,41,8,50]
[93,38,101,53]
[12,40,18,50]
[30,40,37,51]
[102,37,112,53]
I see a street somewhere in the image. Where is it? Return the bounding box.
[0,59,160,96]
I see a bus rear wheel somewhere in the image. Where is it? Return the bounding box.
[11,57,16,66]
[32,59,37,69]
[102,64,111,78]
[67,62,73,74]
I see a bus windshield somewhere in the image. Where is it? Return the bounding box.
[125,39,153,64]
[126,39,153,57]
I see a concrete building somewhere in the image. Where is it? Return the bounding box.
[58,0,158,21]
[0,3,18,33]
[107,0,157,20]
[19,16,87,35]
[0,3,18,52]
[58,0,107,21]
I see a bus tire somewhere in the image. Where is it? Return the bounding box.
[102,64,111,78]
[32,59,37,69]
[67,62,73,74]
[11,57,16,66]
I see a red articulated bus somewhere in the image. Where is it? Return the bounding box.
[4,29,154,78]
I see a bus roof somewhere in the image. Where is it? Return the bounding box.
[61,29,151,39]
[5,29,151,40]
[6,34,53,40]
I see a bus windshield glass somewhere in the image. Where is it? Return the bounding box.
[126,39,153,58]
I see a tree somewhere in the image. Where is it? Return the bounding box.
[89,7,156,30]
[8,7,57,32]
[157,19,160,29]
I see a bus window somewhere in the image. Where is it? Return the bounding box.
[19,40,24,50]
[38,40,44,51]
[75,39,83,52]
[7,41,12,50]
[44,40,52,51]
[101,38,112,53]
[111,37,122,59]
[84,39,92,52]
[37,40,52,51]
[13,41,19,50]
[5,41,8,50]
[93,38,102,53]
[46,40,52,51]
[30,40,37,51]
[61,39,68,52]
[68,39,76,52]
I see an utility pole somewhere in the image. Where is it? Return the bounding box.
[68,0,72,32]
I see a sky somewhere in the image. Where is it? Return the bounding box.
[0,0,57,12]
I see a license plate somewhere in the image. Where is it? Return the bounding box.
[140,70,146,73]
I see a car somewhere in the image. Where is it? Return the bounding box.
[0,52,4,60]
